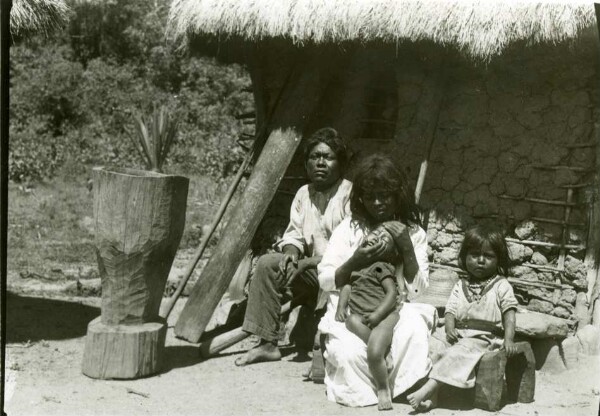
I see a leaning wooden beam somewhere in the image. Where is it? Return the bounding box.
[401,57,446,205]
[174,129,302,342]
[160,150,253,319]
[199,301,291,358]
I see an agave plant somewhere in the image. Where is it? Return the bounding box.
[129,105,179,173]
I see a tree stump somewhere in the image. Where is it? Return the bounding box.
[82,167,188,379]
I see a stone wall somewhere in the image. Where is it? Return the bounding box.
[255,36,599,323]
[389,37,599,321]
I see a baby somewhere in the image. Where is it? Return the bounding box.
[335,224,403,410]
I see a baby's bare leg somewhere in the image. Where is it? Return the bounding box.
[368,312,400,410]
[345,313,371,345]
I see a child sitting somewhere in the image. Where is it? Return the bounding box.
[407,224,519,412]
[335,223,404,411]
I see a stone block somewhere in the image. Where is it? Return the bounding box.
[435,232,454,249]
[514,220,537,240]
[508,242,534,263]
[564,255,587,280]
[560,288,577,305]
[560,335,582,369]
[551,305,571,319]
[530,252,548,265]
[434,248,459,264]
[576,325,600,355]
[531,338,566,373]
[526,299,554,314]
[514,309,569,338]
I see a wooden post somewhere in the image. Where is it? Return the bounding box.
[588,0,600,328]
[82,167,189,379]
[0,2,10,412]
[397,57,446,205]
[174,129,302,342]
[175,46,341,343]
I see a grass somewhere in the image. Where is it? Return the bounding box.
[7,170,240,288]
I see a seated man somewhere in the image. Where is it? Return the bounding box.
[235,127,352,366]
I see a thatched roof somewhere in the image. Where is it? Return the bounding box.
[168,0,597,60]
[10,0,69,38]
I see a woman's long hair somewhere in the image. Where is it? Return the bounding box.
[350,153,421,229]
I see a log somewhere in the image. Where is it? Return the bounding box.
[82,317,167,379]
[82,167,188,379]
[92,167,188,325]
[198,301,291,358]
[505,342,536,404]
[175,129,302,342]
[473,349,507,411]
[199,327,248,359]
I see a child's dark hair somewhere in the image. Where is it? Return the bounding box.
[350,153,421,228]
[458,224,511,276]
[303,127,349,174]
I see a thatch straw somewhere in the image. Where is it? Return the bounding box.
[167,0,596,60]
[10,0,69,38]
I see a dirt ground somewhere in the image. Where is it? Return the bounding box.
[4,292,600,416]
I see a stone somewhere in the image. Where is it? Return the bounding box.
[564,256,587,281]
[531,338,566,373]
[526,299,554,315]
[434,248,459,265]
[443,220,462,233]
[571,279,588,290]
[573,292,589,326]
[512,201,532,220]
[498,152,521,173]
[551,306,571,319]
[514,221,537,240]
[426,228,438,244]
[527,287,553,299]
[513,309,569,338]
[505,180,526,198]
[560,336,582,369]
[560,288,577,305]
[508,242,534,263]
[576,325,600,355]
[530,252,548,265]
[511,265,531,277]
[435,232,454,249]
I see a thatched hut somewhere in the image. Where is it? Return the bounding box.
[10,0,68,38]
[168,0,600,363]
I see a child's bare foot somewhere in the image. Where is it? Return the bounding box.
[234,342,281,366]
[377,388,393,411]
[407,379,438,412]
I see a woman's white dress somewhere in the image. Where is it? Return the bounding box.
[317,217,437,407]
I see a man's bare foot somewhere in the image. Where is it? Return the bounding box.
[377,388,393,411]
[234,342,281,366]
[407,379,439,412]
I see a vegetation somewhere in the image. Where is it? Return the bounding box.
[9,0,254,182]
[8,0,254,284]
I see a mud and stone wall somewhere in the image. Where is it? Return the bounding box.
[254,36,599,322]
[388,37,599,321]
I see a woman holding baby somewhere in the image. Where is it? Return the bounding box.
[317,153,436,409]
